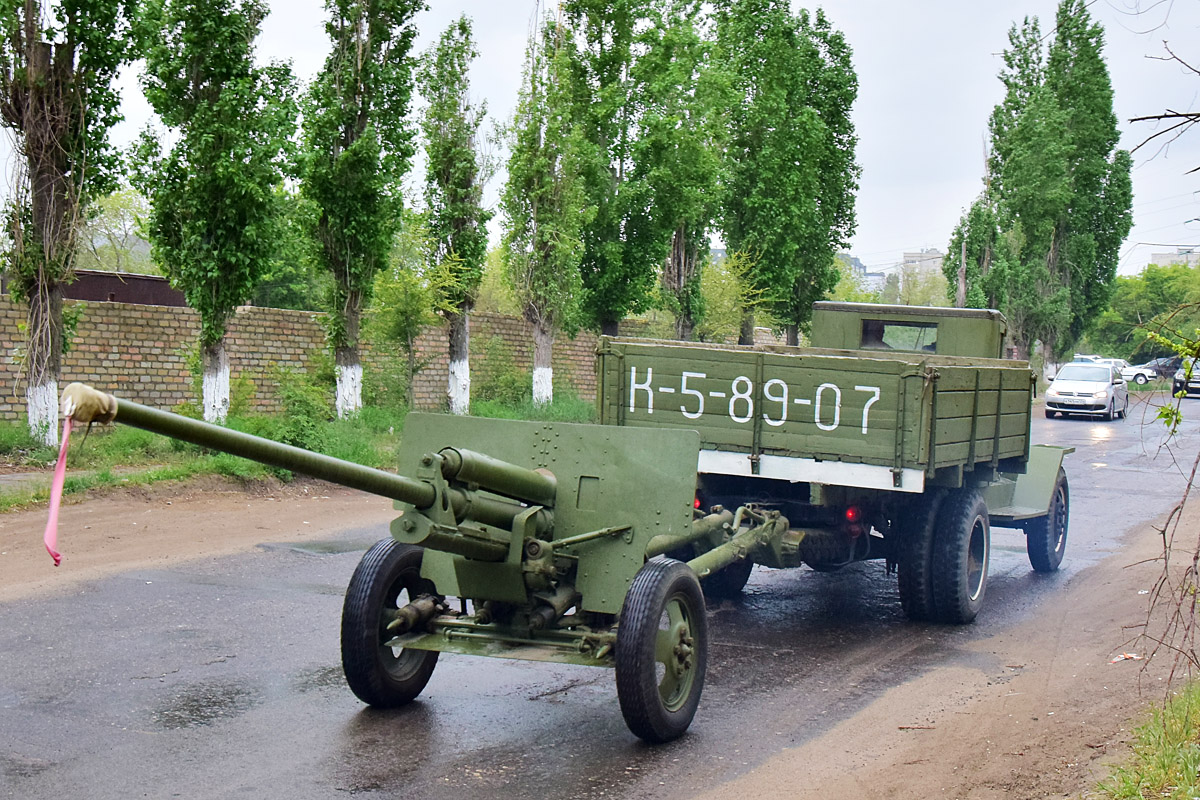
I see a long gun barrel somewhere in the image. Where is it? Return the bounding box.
[108,393,439,505]
[57,384,552,532]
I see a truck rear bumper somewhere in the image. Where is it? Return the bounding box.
[698,450,926,493]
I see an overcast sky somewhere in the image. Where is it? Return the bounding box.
[14,0,1200,277]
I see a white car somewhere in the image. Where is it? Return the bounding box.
[1045,362,1128,420]
[1120,361,1157,385]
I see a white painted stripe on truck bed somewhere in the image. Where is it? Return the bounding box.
[697,450,926,494]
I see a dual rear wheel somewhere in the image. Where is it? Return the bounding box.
[899,475,1069,624]
[898,489,989,624]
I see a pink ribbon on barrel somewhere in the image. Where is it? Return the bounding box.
[43,416,73,566]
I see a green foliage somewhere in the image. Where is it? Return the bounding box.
[828,255,880,303]
[269,366,333,451]
[1096,679,1200,799]
[500,17,591,335]
[694,251,763,343]
[61,301,85,355]
[417,15,492,314]
[176,342,257,418]
[367,212,460,406]
[471,335,530,405]
[74,186,156,274]
[1081,263,1200,361]
[879,264,951,307]
[562,0,662,334]
[362,352,411,413]
[134,0,298,349]
[471,393,595,423]
[251,187,328,310]
[473,247,521,316]
[978,0,1133,355]
[0,0,139,432]
[943,195,1013,309]
[715,1,859,332]
[301,0,425,354]
[636,0,723,340]
[0,0,137,288]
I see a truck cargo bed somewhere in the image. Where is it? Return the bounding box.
[596,337,1035,492]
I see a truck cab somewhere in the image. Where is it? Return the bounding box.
[809,302,1008,359]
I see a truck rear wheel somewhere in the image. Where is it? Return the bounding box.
[1026,469,1069,572]
[341,539,440,708]
[931,490,990,624]
[897,492,942,622]
[616,557,707,743]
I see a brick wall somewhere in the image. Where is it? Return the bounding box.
[0,296,783,421]
[403,312,644,410]
[0,297,637,419]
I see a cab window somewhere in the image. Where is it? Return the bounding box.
[860,320,937,353]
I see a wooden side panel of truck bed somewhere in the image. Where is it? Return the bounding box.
[596,338,1034,480]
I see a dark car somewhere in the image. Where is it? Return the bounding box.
[1144,355,1183,379]
[1173,362,1200,397]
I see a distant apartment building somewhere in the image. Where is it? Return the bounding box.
[862,270,888,293]
[1150,249,1200,268]
[901,248,945,275]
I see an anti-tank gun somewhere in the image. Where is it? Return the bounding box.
[58,383,788,742]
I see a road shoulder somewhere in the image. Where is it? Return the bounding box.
[697,502,1178,800]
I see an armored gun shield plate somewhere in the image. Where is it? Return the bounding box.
[397,413,701,613]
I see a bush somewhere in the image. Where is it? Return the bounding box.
[473,335,530,405]
[472,392,595,423]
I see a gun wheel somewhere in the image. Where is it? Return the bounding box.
[616,557,707,743]
[341,539,439,708]
[1026,469,1069,573]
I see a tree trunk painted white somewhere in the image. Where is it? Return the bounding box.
[448,358,470,415]
[447,310,470,415]
[26,379,58,446]
[25,283,63,445]
[335,346,363,419]
[532,318,554,407]
[202,340,230,423]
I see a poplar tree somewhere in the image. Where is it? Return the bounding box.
[0,0,137,443]
[301,0,424,418]
[564,0,661,336]
[715,0,858,344]
[136,0,296,422]
[634,0,722,340]
[417,15,491,415]
[963,1,1132,358]
[500,17,591,406]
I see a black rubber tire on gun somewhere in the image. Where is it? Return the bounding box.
[615,557,708,743]
[930,489,990,624]
[341,539,440,707]
[1026,468,1069,573]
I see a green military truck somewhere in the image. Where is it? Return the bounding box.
[597,302,1071,625]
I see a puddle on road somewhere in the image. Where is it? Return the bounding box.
[258,538,375,556]
[153,681,261,729]
[293,665,345,693]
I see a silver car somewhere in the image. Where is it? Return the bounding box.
[1045,362,1128,420]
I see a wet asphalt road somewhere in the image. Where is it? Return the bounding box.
[1,393,1195,800]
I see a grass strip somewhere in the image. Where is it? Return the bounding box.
[1096,681,1200,799]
